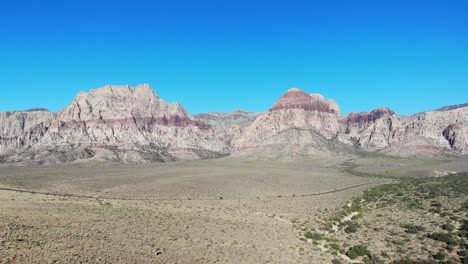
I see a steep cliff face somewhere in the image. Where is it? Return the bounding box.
[341,105,468,156]
[345,107,395,129]
[341,107,400,150]
[1,85,466,163]
[235,88,467,158]
[57,84,199,124]
[0,109,55,153]
[442,124,465,151]
[392,107,468,156]
[0,84,229,164]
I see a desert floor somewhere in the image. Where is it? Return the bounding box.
[0,157,467,263]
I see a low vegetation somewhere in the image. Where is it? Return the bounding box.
[295,172,468,263]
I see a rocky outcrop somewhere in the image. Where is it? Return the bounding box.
[0,109,55,153]
[235,88,347,157]
[1,85,467,163]
[442,124,463,149]
[435,103,468,112]
[341,107,399,150]
[236,88,468,158]
[195,110,260,148]
[270,88,340,116]
[341,105,468,156]
[345,107,395,129]
[0,84,229,164]
[57,84,199,123]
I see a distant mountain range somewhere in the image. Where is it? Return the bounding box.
[1,84,466,164]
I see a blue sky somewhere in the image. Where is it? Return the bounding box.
[1,0,467,115]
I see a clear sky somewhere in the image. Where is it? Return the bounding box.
[1,0,467,115]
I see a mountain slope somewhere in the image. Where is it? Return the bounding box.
[235,88,348,157]
[195,110,260,148]
[0,109,55,154]
[341,105,468,156]
[0,84,229,164]
[0,85,466,163]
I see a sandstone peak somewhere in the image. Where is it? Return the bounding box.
[346,107,395,126]
[2,83,468,164]
[310,93,325,101]
[135,83,159,97]
[269,88,340,116]
[287,87,302,92]
[57,84,191,122]
[370,107,395,116]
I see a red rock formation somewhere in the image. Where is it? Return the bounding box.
[0,84,227,163]
[269,88,339,115]
[346,107,395,128]
[55,116,210,130]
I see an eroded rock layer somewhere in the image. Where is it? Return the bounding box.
[1,85,467,163]
[0,85,228,164]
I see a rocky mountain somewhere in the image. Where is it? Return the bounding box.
[195,110,260,148]
[0,85,466,163]
[0,84,229,164]
[234,88,352,158]
[234,88,467,158]
[0,109,55,154]
[435,103,468,112]
[342,104,468,156]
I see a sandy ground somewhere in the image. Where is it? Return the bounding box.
[0,157,465,263]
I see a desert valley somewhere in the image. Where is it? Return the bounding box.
[0,85,467,263]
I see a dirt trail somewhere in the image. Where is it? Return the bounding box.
[0,183,371,201]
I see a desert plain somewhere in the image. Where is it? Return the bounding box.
[1,156,467,263]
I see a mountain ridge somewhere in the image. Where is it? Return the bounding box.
[1,84,467,164]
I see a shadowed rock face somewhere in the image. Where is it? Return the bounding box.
[269,88,340,116]
[442,123,466,151]
[443,124,460,148]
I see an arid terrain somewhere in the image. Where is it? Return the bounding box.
[2,0,468,262]
[1,86,467,263]
[1,157,467,263]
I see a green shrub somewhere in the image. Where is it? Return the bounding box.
[343,221,359,233]
[330,243,341,251]
[433,251,446,260]
[345,245,371,260]
[461,220,468,232]
[394,259,438,264]
[463,200,468,209]
[442,222,456,232]
[401,223,425,234]
[427,232,458,246]
[304,231,324,240]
